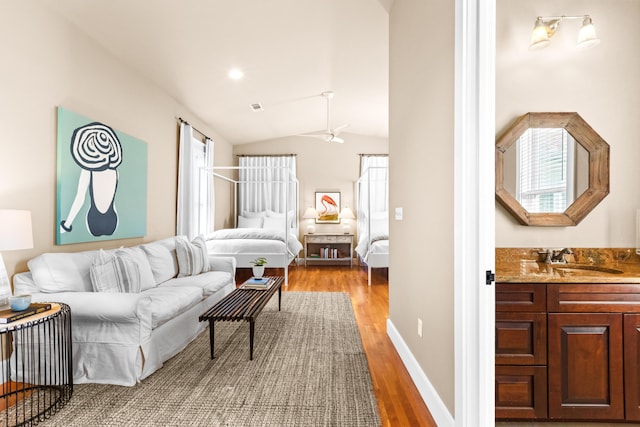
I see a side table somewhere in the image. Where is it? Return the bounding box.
[304,234,354,267]
[0,302,72,426]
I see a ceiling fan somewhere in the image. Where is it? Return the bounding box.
[299,91,349,143]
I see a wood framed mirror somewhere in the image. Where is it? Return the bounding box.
[496,112,609,226]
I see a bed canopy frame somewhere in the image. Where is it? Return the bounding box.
[356,165,389,286]
[203,165,300,285]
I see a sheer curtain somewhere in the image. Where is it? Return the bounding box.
[176,123,215,240]
[238,155,297,225]
[358,155,389,235]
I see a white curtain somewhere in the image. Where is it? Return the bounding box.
[238,155,297,224]
[358,155,389,235]
[176,123,215,240]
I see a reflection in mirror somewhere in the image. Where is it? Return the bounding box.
[503,128,589,213]
[496,112,609,226]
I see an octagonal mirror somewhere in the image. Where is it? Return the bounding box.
[496,112,609,226]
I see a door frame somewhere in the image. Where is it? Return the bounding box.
[454,0,496,425]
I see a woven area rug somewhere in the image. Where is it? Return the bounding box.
[39,292,380,427]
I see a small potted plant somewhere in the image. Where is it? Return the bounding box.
[250,257,267,278]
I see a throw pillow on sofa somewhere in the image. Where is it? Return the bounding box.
[89,247,155,293]
[89,249,140,293]
[175,235,210,278]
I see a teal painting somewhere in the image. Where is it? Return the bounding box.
[56,107,147,244]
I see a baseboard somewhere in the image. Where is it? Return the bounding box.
[386,318,455,427]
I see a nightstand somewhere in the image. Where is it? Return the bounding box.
[304,233,354,267]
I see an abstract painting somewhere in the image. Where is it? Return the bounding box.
[56,107,147,244]
[315,191,340,223]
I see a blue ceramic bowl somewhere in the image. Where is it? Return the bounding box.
[9,294,31,311]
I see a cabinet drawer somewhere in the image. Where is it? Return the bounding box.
[496,312,546,365]
[496,365,547,419]
[496,283,546,312]
[548,283,640,313]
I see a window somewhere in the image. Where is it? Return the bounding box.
[516,128,575,213]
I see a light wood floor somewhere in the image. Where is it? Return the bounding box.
[237,264,437,427]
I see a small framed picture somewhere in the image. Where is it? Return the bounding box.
[315,191,340,223]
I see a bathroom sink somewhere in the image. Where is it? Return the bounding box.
[553,264,624,277]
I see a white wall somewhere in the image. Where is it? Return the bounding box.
[496,0,640,248]
[389,0,456,415]
[0,2,234,279]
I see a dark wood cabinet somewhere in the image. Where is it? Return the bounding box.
[495,283,547,419]
[625,314,640,421]
[547,313,624,420]
[496,281,640,422]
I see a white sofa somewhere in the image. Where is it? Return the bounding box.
[13,236,236,386]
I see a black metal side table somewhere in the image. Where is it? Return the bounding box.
[0,302,72,426]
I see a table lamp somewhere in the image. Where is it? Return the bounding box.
[0,210,34,305]
[302,207,317,234]
[339,207,355,234]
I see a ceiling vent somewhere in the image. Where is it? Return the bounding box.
[249,103,264,112]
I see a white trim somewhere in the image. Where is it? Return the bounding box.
[454,0,496,425]
[387,319,455,427]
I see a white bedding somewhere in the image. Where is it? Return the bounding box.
[355,232,389,262]
[204,228,303,257]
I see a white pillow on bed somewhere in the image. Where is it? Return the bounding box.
[238,215,263,228]
[242,211,267,218]
[266,210,295,229]
[262,216,286,230]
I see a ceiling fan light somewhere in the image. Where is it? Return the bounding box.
[577,16,600,49]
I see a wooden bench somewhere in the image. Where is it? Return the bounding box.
[199,276,284,360]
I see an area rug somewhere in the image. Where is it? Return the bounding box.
[39,292,381,427]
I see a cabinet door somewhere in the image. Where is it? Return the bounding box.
[548,313,624,420]
[625,314,640,421]
[496,312,546,365]
[496,365,547,419]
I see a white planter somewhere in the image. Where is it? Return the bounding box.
[252,265,265,278]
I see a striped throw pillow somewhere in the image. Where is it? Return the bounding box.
[176,235,210,278]
[90,249,142,293]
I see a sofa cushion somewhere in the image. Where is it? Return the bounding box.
[115,247,155,291]
[140,237,179,285]
[142,286,203,329]
[90,249,145,293]
[159,271,232,298]
[28,250,101,293]
[175,235,210,278]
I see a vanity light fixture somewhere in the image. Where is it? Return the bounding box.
[529,15,600,50]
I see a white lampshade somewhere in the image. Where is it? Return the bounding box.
[529,18,551,50]
[0,210,33,251]
[577,16,600,49]
[302,207,318,219]
[338,207,355,220]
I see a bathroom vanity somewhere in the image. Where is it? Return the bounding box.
[495,248,640,422]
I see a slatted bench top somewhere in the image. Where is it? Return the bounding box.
[199,276,285,360]
[199,276,284,322]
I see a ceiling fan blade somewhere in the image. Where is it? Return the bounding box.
[331,123,349,135]
[330,135,345,143]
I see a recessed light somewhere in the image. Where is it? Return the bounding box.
[228,68,244,80]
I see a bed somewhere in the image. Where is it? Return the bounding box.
[355,164,389,286]
[204,214,303,285]
[203,164,301,285]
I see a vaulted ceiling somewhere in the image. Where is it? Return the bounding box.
[38,0,390,144]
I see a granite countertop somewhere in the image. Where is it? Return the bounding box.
[496,248,640,284]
